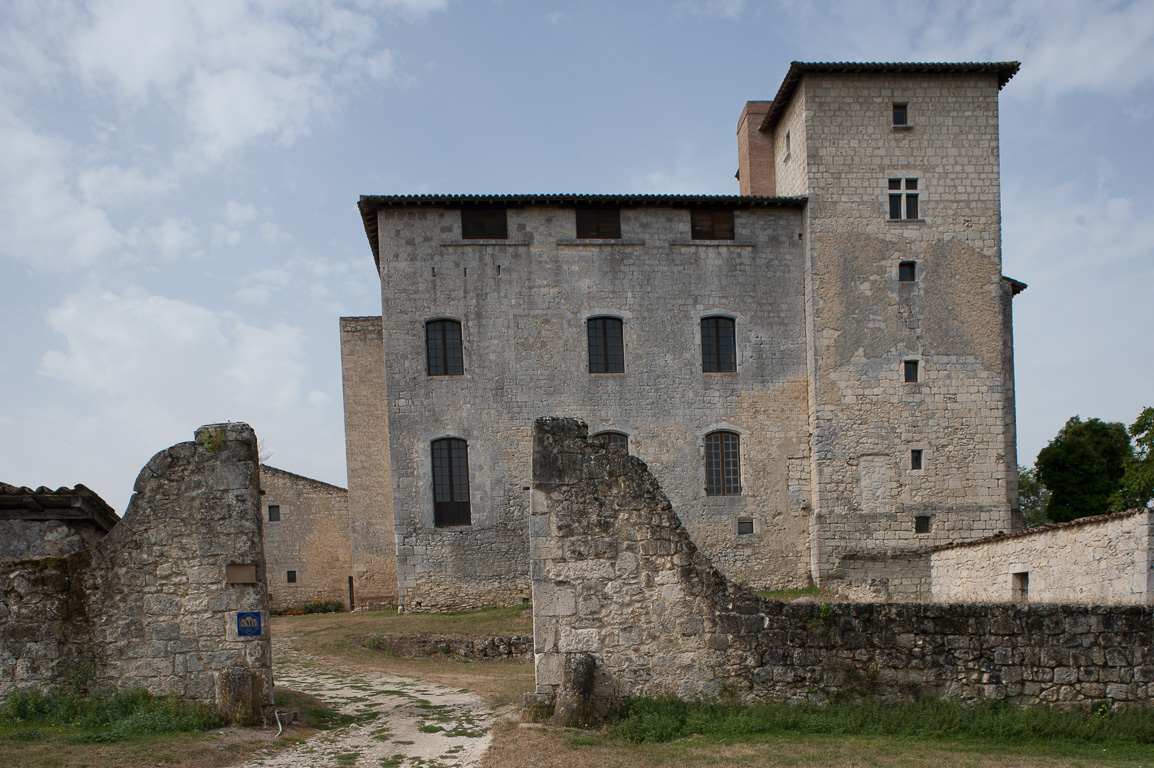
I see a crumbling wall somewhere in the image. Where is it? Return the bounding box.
[0,424,272,722]
[528,418,1154,711]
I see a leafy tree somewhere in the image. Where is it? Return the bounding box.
[1035,416,1132,522]
[1016,465,1050,527]
[1112,406,1154,511]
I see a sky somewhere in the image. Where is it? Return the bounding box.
[1,0,1152,513]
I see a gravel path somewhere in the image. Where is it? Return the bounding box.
[238,641,494,768]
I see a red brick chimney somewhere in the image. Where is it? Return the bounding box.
[737,101,775,196]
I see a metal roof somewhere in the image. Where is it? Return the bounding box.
[357,193,807,269]
[759,61,1021,132]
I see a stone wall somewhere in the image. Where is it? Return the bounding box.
[260,465,351,612]
[0,520,103,562]
[0,424,272,723]
[529,418,1154,711]
[932,510,1154,605]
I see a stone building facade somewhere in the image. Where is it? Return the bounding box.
[344,61,1025,610]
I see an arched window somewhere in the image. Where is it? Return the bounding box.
[587,316,624,373]
[705,431,741,496]
[593,431,629,452]
[431,438,470,526]
[701,316,736,372]
[426,319,463,376]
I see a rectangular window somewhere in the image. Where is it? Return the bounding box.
[914,516,931,534]
[899,261,917,282]
[701,317,736,372]
[576,207,621,239]
[705,431,741,496]
[587,317,625,373]
[910,449,923,470]
[461,207,507,239]
[287,570,297,584]
[426,319,464,376]
[267,504,280,522]
[888,178,920,220]
[593,431,629,452]
[737,518,754,535]
[904,360,919,383]
[1012,572,1029,603]
[893,103,908,126]
[432,438,471,526]
[691,209,735,240]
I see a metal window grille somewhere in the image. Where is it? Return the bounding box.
[587,317,624,373]
[705,431,741,496]
[432,438,471,526]
[426,319,464,376]
[701,316,736,372]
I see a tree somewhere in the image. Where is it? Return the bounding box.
[1035,416,1132,522]
[1017,465,1050,527]
[1112,406,1154,511]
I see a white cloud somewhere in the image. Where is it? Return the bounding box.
[233,268,292,304]
[224,200,259,226]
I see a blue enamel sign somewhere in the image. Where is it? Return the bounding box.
[237,611,262,637]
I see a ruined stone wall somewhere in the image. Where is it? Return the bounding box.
[795,73,1016,591]
[0,520,103,562]
[372,201,811,611]
[529,418,1153,711]
[932,510,1154,605]
[0,424,272,722]
[341,316,398,609]
[261,465,350,612]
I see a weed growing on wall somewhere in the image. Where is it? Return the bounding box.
[273,599,345,616]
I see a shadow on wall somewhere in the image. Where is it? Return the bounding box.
[527,417,1154,714]
[0,423,273,724]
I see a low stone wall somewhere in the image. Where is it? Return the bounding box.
[931,509,1153,604]
[364,633,533,662]
[0,424,272,723]
[528,418,1154,711]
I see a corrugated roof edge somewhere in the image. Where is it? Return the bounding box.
[357,193,808,268]
[758,61,1021,133]
[929,507,1152,555]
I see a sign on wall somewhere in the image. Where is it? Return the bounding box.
[237,611,262,637]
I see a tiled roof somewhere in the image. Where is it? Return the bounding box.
[930,507,1150,554]
[357,193,806,269]
[0,482,120,533]
[759,61,1021,132]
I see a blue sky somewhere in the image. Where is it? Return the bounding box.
[2,0,1152,513]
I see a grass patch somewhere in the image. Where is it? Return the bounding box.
[755,582,829,601]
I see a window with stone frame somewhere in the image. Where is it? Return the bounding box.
[705,430,741,496]
[701,316,737,372]
[888,178,920,220]
[899,261,917,282]
[893,103,909,126]
[904,359,919,383]
[267,504,280,522]
[286,570,297,584]
[587,316,625,373]
[432,437,471,526]
[426,319,464,376]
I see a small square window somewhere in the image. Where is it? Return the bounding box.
[910,449,923,470]
[899,261,916,282]
[737,518,754,535]
[914,516,931,534]
[576,207,621,239]
[267,504,280,522]
[893,103,908,126]
[287,570,297,584]
[461,208,507,240]
[691,209,735,240]
[904,360,919,383]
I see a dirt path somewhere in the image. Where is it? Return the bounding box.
[238,640,494,768]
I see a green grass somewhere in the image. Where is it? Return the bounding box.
[613,696,1154,756]
[755,582,828,601]
[0,686,222,744]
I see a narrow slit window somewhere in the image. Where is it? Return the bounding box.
[576,207,621,239]
[910,449,923,471]
[899,261,917,282]
[691,209,735,240]
[267,504,280,522]
[461,207,507,240]
[432,438,471,526]
[587,317,625,373]
[705,431,741,496]
[904,360,919,383]
[701,316,736,372]
[426,319,464,376]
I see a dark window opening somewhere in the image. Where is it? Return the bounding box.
[899,261,917,282]
[911,449,923,470]
[701,316,736,372]
[737,518,754,535]
[267,504,280,522]
[287,570,297,584]
[426,319,463,376]
[587,317,625,373]
[593,431,629,452]
[904,360,919,383]
[432,438,471,526]
[691,209,735,240]
[705,431,741,496]
[893,103,908,126]
[461,207,507,240]
[914,516,931,534]
[888,178,920,220]
[576,207,621,239]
